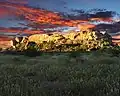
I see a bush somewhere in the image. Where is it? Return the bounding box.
[101,46,120,56]
[24,42,40,57]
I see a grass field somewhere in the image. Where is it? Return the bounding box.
[0,51,120,96]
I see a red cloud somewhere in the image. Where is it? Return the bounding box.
[0,7,10,18]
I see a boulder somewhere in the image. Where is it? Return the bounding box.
[10,36,28,50]
[28,34,49,43]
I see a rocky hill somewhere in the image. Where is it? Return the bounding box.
[6,30,112,52]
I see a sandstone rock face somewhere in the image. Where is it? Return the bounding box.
[95,31,112,43]
[27,30,112,51]
[7,29,112,52]
[28,34,49,43]
[64,32,77,40]
[10,36,28,50]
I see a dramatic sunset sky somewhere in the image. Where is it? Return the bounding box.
[0,0,120,31]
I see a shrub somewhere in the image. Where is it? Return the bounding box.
[102,46,120,56]
[24,42,40,57]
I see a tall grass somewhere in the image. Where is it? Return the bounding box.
[0,51,119,96]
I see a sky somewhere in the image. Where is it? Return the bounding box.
[28,0,120,13]
[0,0,120,30]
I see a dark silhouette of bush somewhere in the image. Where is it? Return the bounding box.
[24,42,41,57]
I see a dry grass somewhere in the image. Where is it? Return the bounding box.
[0,51,119,96]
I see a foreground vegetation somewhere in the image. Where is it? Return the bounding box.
[0,50,120,96]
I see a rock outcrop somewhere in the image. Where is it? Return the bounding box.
[8,29,112,52]
[10,36,28,50]
[27,30,112,51]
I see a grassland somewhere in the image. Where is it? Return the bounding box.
[0,50,119,96]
